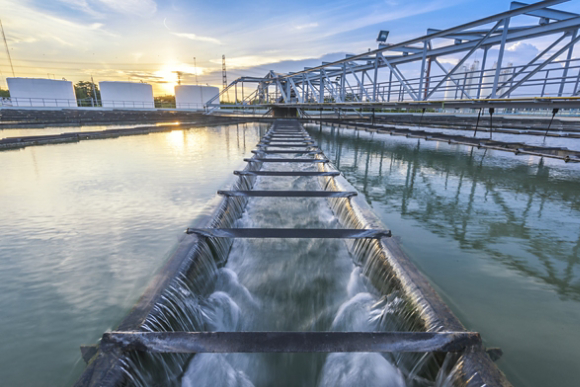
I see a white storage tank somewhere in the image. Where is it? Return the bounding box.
[99,81,154,108]
[6,78,77,108]
[175,85,220,109]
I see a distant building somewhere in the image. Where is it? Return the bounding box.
[481,62,514,98]
[6,78,77,108]
[443,61,481,100]
[466,60,480,98]
[99,81,154,108]
[175,85,220,110]
[497,62,514,97]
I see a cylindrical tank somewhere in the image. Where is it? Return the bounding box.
[6,78,77,108]
[99,81,154,109]
[175,85,220,110]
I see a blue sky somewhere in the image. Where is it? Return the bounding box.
[1,0,579,94]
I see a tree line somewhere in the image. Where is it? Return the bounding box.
[1,82,177,107]
[0,82,100,101]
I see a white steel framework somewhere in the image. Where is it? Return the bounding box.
[207,0,580,111]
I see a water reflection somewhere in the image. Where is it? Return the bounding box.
[0,123,267,387]
[308,123,580,387]
[310,125,580,301]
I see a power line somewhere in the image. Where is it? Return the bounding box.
[222,54,227,90]
[0,19,15,77]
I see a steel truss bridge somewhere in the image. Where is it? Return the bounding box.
[208,0,580,112]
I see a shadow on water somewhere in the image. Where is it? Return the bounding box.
[308,124,580,303]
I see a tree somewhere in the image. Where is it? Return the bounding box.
[154,95,175,108]
[0,87,9,98]
[74,81,100,105]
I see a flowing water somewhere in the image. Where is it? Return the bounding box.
[1,120,580,386]
[124,123,415,387]
[177,145,409,387]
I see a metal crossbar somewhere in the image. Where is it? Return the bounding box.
[217,190,357,198]
[185,228,392,238]
[266,134,310,137]
[256,144,318,148]
[102,331,481,354]
[245,158,328,163]
[251,150,322,154]
[266,139,311,141]
[261,140,314,144]
[234,171,340,176]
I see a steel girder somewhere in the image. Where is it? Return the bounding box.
[207,0,580,111]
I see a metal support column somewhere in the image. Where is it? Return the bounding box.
[491,18,510,98]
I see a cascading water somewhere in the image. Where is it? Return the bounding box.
[116,120,484,387]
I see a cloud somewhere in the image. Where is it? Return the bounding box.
[163,18,221,44]
[52,36,75,47]
[55,0,157,18]
[504,42,539,64]
[97,0,157,17]
[204,52,352,80]
[318,0,462,39]
[507,41,538,54]
[294,22,319,30]
[57,0,104,17]
[171,32,221,44]
[0,0,115,44]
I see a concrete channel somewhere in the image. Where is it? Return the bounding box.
[75,119,510,387]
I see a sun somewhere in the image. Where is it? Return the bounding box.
[154,63,202,95]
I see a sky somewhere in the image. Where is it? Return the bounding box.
[0,0,579,95]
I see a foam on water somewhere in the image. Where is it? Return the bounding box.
[319,353,406,387]
[177,128,406,386]
[182,354,255,387]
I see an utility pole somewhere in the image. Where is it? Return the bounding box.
[0,19,15,77]
[173,71,183,85]
[222,54,228,102]
[193,57,198,85]
[90,75,98,106]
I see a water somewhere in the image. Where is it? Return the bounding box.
[128,125,412,387]
[307,123,580,387]
[192,150,367,386]
[2,120,579,386]
[395,122,580,147]
[0,123,264,386]
[0,123,178,139]
[122,123,415,387]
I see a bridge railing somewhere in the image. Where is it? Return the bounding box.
[255,57,580,105]
[210,0,580,111]
[0,98,210,110]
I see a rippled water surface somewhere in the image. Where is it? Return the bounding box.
[0,123,264,386]
[306,123,580,387]
[2,120,580,386]
[0,123,177,139]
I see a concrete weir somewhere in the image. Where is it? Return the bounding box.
[0,116,253,151]
[307,118,580,163]
[75,119,510,387]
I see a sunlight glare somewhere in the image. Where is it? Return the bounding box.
[154,63,203,95]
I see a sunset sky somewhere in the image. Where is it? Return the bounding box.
[0,0,579,95]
